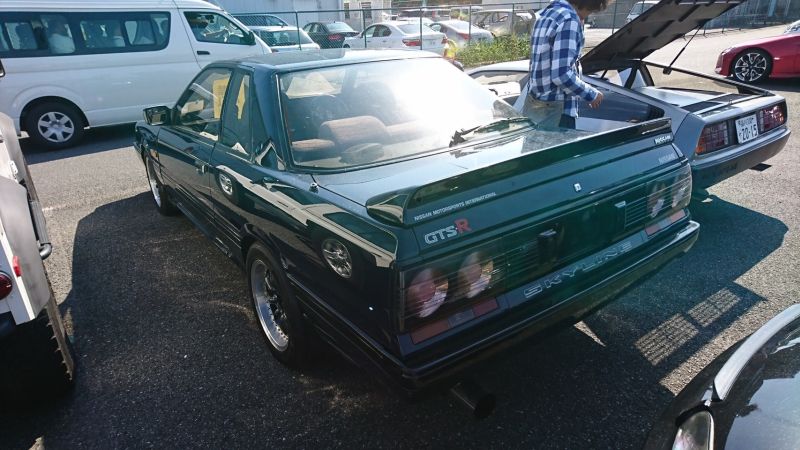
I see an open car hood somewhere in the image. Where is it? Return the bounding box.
[582,0,745,69]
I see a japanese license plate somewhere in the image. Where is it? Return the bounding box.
[735,115,758,144]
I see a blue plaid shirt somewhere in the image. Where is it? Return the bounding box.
[528,0,599,118]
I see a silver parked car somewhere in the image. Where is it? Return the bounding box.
[468,0,790,191]
[429,20,493,48]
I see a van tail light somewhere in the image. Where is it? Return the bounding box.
[758,104,786,133]
[328,33,343,41]
[402,38,421,47]
[0,272,12,299]
[696,122,729,155]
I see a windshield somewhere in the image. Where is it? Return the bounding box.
[260,29,313,45]
[280,58,521,170]
[327,22,354,32]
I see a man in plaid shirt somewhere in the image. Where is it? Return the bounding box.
[519,0,608,129]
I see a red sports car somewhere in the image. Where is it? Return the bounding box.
[716,20,800,83]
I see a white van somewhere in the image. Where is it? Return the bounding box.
[0,0,271,149]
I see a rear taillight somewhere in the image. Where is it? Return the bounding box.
[696,122,730,155]
[328,33,343,41]
[406,268,449,318]
[0,272,12,299]
[758,104,786,133]
[457,32,470,40]
[402,38,421,47]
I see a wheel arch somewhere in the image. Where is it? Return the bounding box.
[240,224,282,268]
[21,96,89,133]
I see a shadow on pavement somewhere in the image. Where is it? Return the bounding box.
[20,124,135,164]
[0,191,787,448]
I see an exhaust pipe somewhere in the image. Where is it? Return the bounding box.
[449,379,496,419]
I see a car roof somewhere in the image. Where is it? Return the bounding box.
[249,26,303,32]
[0,0,220,10]
[229,49,440,73]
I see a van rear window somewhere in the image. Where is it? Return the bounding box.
[0,11,170,58]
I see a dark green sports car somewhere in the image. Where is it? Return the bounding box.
[134,49,699,401]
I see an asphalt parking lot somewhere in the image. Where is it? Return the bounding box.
[1,26,798,449]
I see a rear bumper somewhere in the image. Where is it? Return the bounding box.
[292,219,700,395]
[691,126,790,190]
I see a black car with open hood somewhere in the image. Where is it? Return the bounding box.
[134,49,699,409]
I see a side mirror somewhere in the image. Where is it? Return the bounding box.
[244,30,256,45]
[0,60,4,78]
[144,106,172,126]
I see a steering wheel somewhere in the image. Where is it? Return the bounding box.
[308,95,348,129]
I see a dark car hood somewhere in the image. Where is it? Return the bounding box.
[582,0,745,68]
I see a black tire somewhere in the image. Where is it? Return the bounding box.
[145,158,178,215]
[24,101,86,149]
[247,242,313,367]
[731,49,772,84]
[343,44,350,49]
[0,296,75,402]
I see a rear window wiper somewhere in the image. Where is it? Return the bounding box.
[449,117,532,147]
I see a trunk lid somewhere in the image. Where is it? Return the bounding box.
[582,0,745,68]
[314,118,687,254]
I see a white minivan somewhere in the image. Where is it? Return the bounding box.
[0,0,271,149]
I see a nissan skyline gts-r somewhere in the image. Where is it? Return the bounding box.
[133,49,699,396]
[469,0,790,192]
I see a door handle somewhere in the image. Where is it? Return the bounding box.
[197,50,210,55]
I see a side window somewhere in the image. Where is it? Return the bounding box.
[377,26,390,37]
[2,19,48,52]
[363,26,376,37]
[221,73,254,155]
[41,14,75,55]
[175,68,232,140]
[429,24,440,32]
[185,12,249,45]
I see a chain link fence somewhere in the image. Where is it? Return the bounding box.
[231,0,798,63]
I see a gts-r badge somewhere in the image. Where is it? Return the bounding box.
[423,219,471,244]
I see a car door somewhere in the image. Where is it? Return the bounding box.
[182,11,266,68]
[375,25,392,48]
[157,67,233,231]
[205,70,258,254]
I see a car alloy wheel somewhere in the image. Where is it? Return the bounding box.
[733,50,770,83]
[36,111,75,144]
[251,258,290,352]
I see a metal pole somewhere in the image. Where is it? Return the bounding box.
[468,5,472,45]
[362,7,366,47]
[295,11,301,50]
[611,0,619,34]
[510,2,515,37]
[420,9,423,51]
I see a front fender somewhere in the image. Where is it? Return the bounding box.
[133,121,160,163]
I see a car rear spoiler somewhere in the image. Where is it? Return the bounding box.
[366,118,673,226]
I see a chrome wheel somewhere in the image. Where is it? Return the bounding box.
[251,259,289,352]
[146,161,162,207]
[733,51,769,82]
[36,111,75,144]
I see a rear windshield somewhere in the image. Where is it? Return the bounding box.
[259,29,313,46]
[397,24,435,34]
[326,22,354,32]
[446,21,470,31]
[279,58,522,170]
